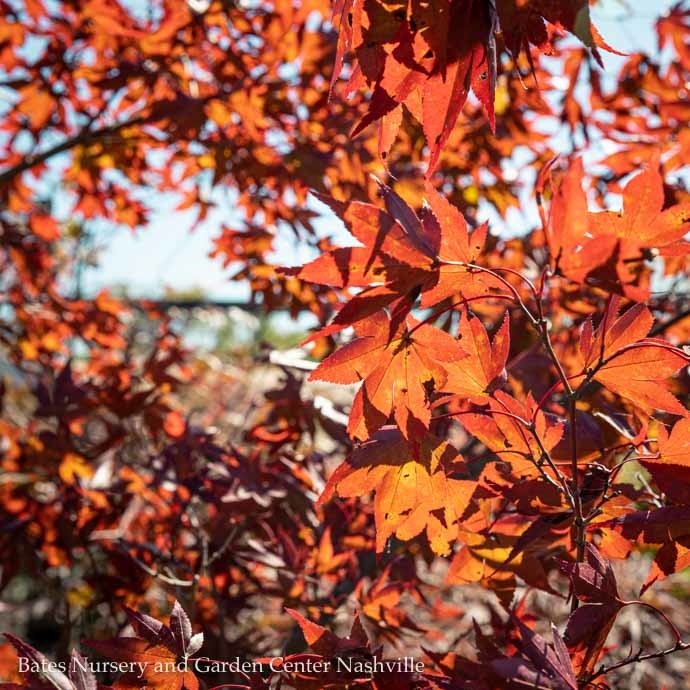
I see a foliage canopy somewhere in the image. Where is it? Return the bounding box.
[2,1,690,689]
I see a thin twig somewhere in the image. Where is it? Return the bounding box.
[0,115,146,188]
[585,641,690,684]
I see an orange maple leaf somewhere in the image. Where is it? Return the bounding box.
[546,158,619,285]
[574,297,690,416]
[310,310,465,441]
[292,185,502,318]
[86,639,197,690]
[589,155,690,248]
[441,309,510,401]
[640,419,690,504]
[318,427,475,555]
[85,602,202,690]
[456,391,564,479]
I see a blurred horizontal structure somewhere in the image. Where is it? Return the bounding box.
[130,298,270,312]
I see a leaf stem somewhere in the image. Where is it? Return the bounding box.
[407,293,513,336]
[625,600,683,645]
[464,262,539,327]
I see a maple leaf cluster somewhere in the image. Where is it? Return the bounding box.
[2,1,690,690]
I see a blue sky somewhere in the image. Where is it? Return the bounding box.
[80,1,675,303]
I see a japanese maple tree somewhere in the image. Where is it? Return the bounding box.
[2,1,690,690]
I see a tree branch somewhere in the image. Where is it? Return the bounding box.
[0,115,145,188]
[650,307,690,337]
[584,641,690,685]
